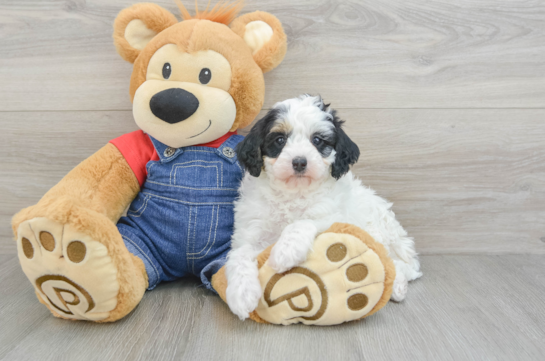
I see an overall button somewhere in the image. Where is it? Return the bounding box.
[164,147,176,157]
[222,147,235,158]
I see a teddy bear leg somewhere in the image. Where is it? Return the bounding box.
[212,222,395,325]
[16,210,148,323]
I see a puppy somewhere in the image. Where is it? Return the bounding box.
[225,95,422,320]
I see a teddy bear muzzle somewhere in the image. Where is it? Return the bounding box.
[149,88,200,124]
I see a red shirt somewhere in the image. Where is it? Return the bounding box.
[110,130,236,187]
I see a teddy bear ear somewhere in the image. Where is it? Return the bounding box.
[230,11,287,73]
[113,3,178,63]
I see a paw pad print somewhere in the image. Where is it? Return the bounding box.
[255,231,389,325]
[326,242,370,311]
[16,218,120,321]
[21,231,87,263]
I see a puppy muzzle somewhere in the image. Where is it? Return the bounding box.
[292,157,307,173]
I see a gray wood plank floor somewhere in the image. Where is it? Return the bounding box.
[1,0,545,359]
[1,253,544,361]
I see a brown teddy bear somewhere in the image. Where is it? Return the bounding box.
[12,1,394,325]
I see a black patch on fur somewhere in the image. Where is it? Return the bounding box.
[236,109,283,177]
[312,97,360,179]
[262,132,287,158]
[310,95,360,178]
[311,132,335,157]
[327,108,360,179]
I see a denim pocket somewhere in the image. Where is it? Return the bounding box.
[187,205,219,259]
[171,160,224,189]
[186,204,234,274]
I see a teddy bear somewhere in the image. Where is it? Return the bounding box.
[12,1,395,325]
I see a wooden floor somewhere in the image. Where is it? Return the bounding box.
[1,0,544,360]
[1,253,545,360]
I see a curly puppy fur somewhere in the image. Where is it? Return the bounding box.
[223,95,422,320]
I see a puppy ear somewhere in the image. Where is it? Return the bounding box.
[236,125,265,177]
[230,11,287,73]
[113,3,178,63]
[331,119,360,180]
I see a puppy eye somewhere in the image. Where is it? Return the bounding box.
[276,136,286,145]
[199,68,212,84]
[162,63,171,79]
[312,136,323,145]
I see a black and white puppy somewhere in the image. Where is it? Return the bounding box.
[225,95,422,320]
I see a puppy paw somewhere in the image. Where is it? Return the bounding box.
[268,241,308,274]
[268,226,315,273]
[390,271,408,302]
[226,277,262,320]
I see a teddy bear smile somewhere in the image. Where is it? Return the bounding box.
[188,119,212,138]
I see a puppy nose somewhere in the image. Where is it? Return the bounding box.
[149,88,200,124]
[292,157,307,172]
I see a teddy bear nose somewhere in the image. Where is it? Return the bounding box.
[149,88,200,124]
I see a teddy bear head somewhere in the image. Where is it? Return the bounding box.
[113,2,287,148]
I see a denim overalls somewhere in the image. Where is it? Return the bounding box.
[117,134,244,291]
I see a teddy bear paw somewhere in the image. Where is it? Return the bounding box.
[252,224,395,325]
[16,217,120,321]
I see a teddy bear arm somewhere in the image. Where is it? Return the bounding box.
[12,143,140,233]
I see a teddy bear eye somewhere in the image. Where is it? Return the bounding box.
[199,68,212,84]
[162,63,171,79]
